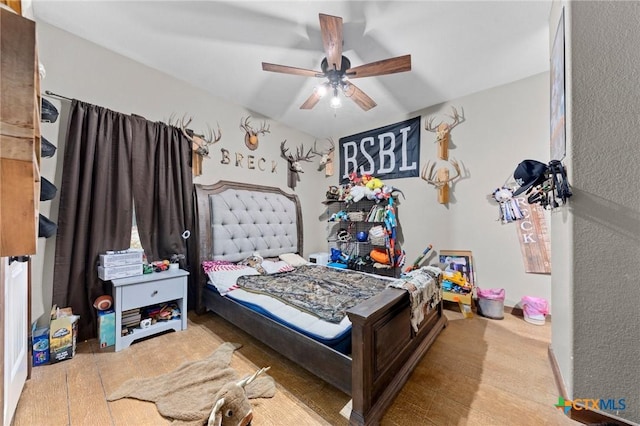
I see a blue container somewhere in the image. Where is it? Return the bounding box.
[98,309,116,348]
[32,327,50,366]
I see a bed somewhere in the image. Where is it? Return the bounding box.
[193,180,447,426]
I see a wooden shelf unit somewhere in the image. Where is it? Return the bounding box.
[0,8,40,257]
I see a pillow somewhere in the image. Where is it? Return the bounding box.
[203,261,259,295]
[278,253,308,267]
[262,260,295,274]
[202,260,240,275]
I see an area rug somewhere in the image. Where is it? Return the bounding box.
[107,342,275,425]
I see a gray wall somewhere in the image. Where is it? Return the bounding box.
[33,21,329,323]
[33,19,553,335]
[339,73,552,309]
[551,1,640,423]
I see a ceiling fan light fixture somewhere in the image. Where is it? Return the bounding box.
[330,88,342,109]
[316,85,328,97]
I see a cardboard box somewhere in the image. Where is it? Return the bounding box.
[32,327,50,366]
[49,307,79,363]
[99,250,144,267]
[98,263,143,281]
[98,309,115,348]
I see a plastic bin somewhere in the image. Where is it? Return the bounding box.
[477,288,505,320]
[521,296,549,325]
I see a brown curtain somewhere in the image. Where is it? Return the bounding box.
[52,100,134,341]
[130,117,195,306]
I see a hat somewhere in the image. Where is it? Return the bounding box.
[41,98,59,123]
[40,177,57,201]
[38,214,57,238]
[513,160,548,196]
[41,137,57,158]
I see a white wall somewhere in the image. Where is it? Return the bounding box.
[551,1,640,423]
[33,21,329,324]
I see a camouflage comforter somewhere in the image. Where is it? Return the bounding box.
[236,265,391,323]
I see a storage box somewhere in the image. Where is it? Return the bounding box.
[98,263,143,280]
[308,252,329,266]
[99,250,144,267]
[32,327,50,366]
[442,290,472,306]
[49,312,79,363]
[98,309,115,348]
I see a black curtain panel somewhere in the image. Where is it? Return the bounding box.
[130,117,195,306]
[52,100,134,341]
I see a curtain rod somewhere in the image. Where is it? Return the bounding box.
[44,90,73,101]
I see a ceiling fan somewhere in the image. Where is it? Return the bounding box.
[262,13,412,111]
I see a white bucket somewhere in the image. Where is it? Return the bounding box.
[523,311,546,325]
[521,296,548,326]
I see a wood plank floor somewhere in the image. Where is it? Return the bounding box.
[13,307,579,426]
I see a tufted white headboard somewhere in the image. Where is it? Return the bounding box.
[194,181,303,265]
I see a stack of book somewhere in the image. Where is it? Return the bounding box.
[121,308,141,331]
[366,204,386,222]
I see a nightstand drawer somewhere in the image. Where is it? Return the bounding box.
[120,278,183,311]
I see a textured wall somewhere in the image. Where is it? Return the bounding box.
[553,1,640,423]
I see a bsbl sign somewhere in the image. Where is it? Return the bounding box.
[339,116,421,182]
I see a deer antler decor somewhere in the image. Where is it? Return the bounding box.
[421,159,462,204]
[424,106,464,160]
[311,138,336,176]
[280,140,316,190]
[170,114,222,176]
[422,106,466,204]
[240,116,270,151]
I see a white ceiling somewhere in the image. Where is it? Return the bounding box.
[32,1,551,138]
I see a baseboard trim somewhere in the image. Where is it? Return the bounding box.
[548,345,568,398]
[548,345,636,426]
[505,305,552,321]
[444,300,553,322]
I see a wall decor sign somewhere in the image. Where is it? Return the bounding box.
[339,116,420,183]
[514,197,551,274]
[550,8,566,161]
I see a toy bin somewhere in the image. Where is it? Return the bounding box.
[521,296,549,325]
[477,288,505,320]
[32,327,50,366]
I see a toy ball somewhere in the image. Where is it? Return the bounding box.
[356,231,369,242]
[93,295,113,311]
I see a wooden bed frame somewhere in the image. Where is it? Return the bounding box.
[193,181,447,426]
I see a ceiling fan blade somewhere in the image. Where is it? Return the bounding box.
[346,54,412,79]
[344,82,377,111]
[300,91,322,110]
[262,62,322,77]
[300,82,330,109]
[319,13,343,71]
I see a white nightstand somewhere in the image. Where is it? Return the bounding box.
[110,268,189,352]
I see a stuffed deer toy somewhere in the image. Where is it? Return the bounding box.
[207,367,272,426]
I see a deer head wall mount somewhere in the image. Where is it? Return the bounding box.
[424,106,464,160]
[311,138,336,176]
[280,140,316,190]
[178,116,222,158]
[422,106,466,204]
[421,159,463,204]
[171,114,222,176]
[240,116,270,151]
